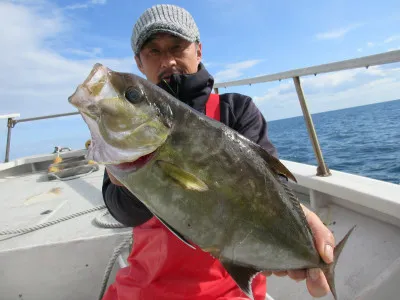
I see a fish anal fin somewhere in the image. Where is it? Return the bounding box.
[279,177,313,237]
[221,261,261,300]
[156,160,209,192]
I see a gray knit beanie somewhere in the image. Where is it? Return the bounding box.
[131,4,200,55]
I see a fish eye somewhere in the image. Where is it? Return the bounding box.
[125,87,143,104]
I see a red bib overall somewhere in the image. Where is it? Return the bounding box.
[102,94,267,300]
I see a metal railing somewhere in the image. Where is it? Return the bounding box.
[2,50,400,176]
[3,112,80,163]
[213,50,400,176]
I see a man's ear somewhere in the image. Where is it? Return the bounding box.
[196,42,202,64]
[135,54,145,75]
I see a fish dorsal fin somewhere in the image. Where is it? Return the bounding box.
[269,155,297,183]
[221,260,261,300]
[156,160,209,192]
[248,142,297,183]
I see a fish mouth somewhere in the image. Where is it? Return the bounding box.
[113,149,158,171]
[158,71,181,83]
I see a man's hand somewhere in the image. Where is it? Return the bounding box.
[106,168,124,187]
[263,204,335,298]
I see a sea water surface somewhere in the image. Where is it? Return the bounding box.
[0,100,399,185]
[267,99,400,184]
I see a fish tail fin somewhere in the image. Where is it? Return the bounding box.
[322,225,356,300]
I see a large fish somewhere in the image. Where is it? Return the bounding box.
[69,63,354,300]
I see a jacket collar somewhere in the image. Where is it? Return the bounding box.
[157,63,214,113]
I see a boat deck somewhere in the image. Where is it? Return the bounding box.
[0,151,399,300]
[0,152,131,300]
[0,161,130,251]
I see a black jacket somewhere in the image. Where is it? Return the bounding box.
[102,63,278,227]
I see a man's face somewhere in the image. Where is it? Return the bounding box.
[135,33,202,84]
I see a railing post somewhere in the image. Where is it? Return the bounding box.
[5,118,14,163]
[1,112,78,163]
[293,76,331,177]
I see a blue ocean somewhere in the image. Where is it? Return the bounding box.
[1,100,399,185]
[267,99,400,185]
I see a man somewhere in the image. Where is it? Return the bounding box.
[102,4,335,300]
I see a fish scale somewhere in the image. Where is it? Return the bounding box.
[68,63,355,300]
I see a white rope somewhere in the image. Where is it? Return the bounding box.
[0,205,108,235]
[94,209,127,228]
[0,162,131,300]
[0,206,275,300]
[266,293,276,300]
[98,235,132,300]
[0,204,130,300]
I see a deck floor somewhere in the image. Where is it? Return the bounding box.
[0,165,130,251]
[1,163,400,299]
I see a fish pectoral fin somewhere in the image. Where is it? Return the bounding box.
[156,160,208,192]
[153,213,196,250]
[221,260,261,300]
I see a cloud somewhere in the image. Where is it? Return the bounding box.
[384,35,400,43]
[316,24,361,40]
[254,69,360,103]
[254,66,393,102]
[0,0,138,120]
[64,47,103,57]
[252,65,400,120]
[64,3,88,10]
[357,36,400,53]
[64,0,106,10]
[214,60,262,82]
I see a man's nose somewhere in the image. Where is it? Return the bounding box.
[160,51,177,69]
